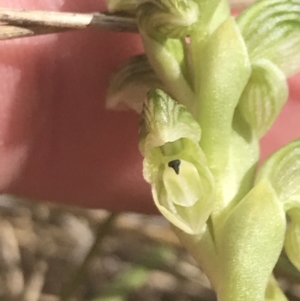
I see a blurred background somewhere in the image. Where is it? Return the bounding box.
[0,195,299,301]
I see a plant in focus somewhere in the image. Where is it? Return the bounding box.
[106,0,300,300]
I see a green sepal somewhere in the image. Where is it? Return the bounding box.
[238,59,288,138]
[217,181,286,301]
[237,0,300,77]
[192,17,251,174]
[137,0,200,39]
[106,55,164,113]
[140,89,215,235]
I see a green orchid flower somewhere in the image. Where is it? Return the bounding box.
[106,0,300,300]
[139,89,215,235]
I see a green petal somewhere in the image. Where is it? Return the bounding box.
[217,181,286,301]
[238,59,288,138]
[106,55,164,113]
[156,204,202,234]
[139,89,201,155]
[237,0,300,77]
[284,209,300,271]
[148,148,215,235]
[163,159,203,207]
[137,0,199,38]
[256,138,300,205]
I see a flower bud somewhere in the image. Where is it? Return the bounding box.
[238,59,288,138]
[106,55,164,113]
[137,0,199,38]
[237,0,300,77]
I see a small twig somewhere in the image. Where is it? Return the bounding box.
[0,8,137,40]
[0,25,70,40]
[60,212,118,301]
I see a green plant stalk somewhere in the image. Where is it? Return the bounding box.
[106,0,300,300]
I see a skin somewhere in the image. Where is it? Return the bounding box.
[0,0,300,213]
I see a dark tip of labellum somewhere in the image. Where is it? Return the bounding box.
[168,159,181,175]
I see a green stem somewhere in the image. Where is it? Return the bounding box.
[172,225,220,290]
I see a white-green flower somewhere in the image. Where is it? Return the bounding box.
[140,89,215,235]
